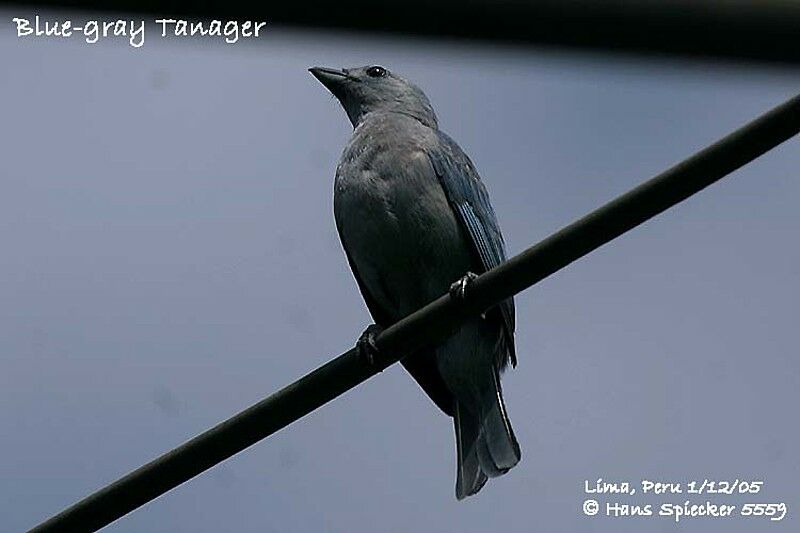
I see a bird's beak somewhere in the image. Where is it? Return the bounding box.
[309,66,350,95]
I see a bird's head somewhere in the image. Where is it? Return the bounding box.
[309,64,438,129]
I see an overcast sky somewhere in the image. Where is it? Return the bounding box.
[2,10,799,532]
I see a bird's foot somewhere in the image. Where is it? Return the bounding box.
[449,271,479,301]
[356,323,384,366]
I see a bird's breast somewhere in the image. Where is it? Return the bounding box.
[334,149,472,319]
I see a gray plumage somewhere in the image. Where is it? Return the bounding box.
[310,64,520,499]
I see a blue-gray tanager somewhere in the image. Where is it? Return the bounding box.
[310,64,520,499]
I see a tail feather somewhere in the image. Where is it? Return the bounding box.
[454,402,487,499]
[480,369,521,474]
[476,432,505,477]
[454,370,520,498]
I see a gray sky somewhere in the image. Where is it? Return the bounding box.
[1,11,799,532]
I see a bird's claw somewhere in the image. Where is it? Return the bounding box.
[449,271,479,301]
[356,324,384,366]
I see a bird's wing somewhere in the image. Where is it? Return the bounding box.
[336,221,456,416]
[426,131,517,369]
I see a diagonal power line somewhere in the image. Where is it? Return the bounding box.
[30,92,800,532]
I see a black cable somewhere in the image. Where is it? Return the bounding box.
[30,93,800,532]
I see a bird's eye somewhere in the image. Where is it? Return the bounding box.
[366,66,387,78]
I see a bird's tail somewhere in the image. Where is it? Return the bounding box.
[454,370,521,499]
[454,401,488,499]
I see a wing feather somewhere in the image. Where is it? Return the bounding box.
[426,132,517,368]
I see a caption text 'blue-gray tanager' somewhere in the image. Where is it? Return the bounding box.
[310,65,520,499]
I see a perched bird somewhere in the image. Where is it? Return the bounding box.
[310,64,520,499]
